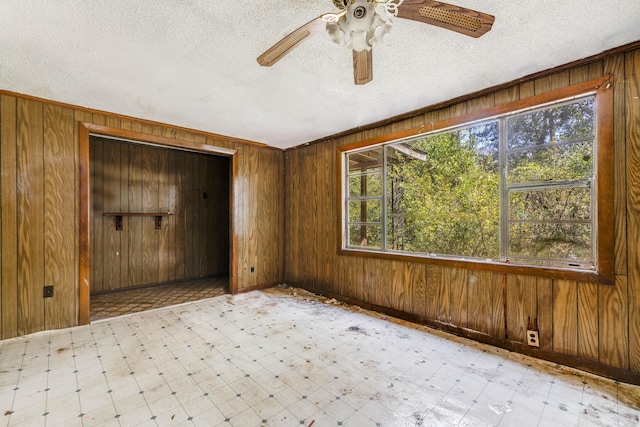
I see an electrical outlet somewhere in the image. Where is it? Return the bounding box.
[43,286,54,298]
[250,266,255,273]
[527,330,540,347]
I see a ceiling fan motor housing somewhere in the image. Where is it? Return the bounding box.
[333,0,350,10]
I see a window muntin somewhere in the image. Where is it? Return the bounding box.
[346,147,384,249]
[343,94,599,271]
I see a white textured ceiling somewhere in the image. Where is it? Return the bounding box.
[1,1,639,149]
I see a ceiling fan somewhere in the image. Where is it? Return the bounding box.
[257,0,494,85]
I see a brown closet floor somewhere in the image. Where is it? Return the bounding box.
[90,276,228,322]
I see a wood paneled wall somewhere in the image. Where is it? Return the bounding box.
[90,137,229,293]
[284,48,640,380]
[0,96,284,339]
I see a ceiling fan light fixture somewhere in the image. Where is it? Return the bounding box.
[327,0,398,52]
[257,0,494,84]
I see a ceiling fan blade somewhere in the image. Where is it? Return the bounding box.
[257,14,334,66]
[353,49,373,85]
[397,0,494,38]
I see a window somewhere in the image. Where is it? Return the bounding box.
[340,77,614,283]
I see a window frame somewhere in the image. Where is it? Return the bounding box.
[337,76,615,285]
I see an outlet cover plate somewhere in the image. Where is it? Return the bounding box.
[527,330,540,347]
[43,286,54,298]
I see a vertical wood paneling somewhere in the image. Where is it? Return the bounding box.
[466,93,495,114]
[362,257,378,304]
[262,149,281,283]
[288,148,303,286]
[506,275,536,343]
[234,145,247,286]
[205,155,216,276]
[467,271,502,336]
[300,146,318,289]
[103,140,121,290]
[90,139,231,292]
[183,149,196,278]
[317,142,334,291]
[489,272,505,338]
[91,141,104,291]
[191,154,204,276]
[75,110,93,326]
[466,271,483,333]
[537,277,553,351]
[519,81,535,99]
[158,147,172,283]
[255,149,269,284]
[577,282,599,362]
[552,280,578,356]
[142,145,159,284]
[16,99,45,335]
[449,267,468,327]
[626,49,640,372]
[128,144,144,286]
[494,86,520,106]
[389,260,407,312]
[424,264,440,320]
[283,151,294,283]
[599,276,629,369]
[247,145,259,288]
[277,148,285,283]
[1,95,18,338]
[174,151,186,279]
[198,154,209,276]
[118,137,130,288]
[534,71,570,94]
[569,61,604,85]
[43,105,76,329]
[410,263,427,318]
[427,265,450,323]
[605,54,628,276]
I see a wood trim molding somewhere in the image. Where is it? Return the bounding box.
[236,281,281,294]
[78,123,91,325]
[295,283,640,386]
[336,76,616,285]
[230,152,240,295]
[77,122,240,323]
[81,122,238,156]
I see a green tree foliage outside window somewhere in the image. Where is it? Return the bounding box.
[345,95,597,269]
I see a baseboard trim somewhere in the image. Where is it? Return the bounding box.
[236,281,280,294]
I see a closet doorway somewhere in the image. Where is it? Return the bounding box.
[78,124,236,324]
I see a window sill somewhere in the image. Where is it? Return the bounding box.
[338,248,615,285]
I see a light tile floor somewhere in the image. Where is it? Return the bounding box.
[1,288,639,427]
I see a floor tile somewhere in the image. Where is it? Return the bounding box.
[1,287,639,427]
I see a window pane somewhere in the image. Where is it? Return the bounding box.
[507,98,594,150]
[507,141,594,184]
[510,187,591,221]
[385,122,500,258]
[349,200,381,223]
[348,147,383,174]
[348,224,382,248]
[348,172,382,198]
[509,222,593,264]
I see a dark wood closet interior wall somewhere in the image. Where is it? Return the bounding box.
[90,137,230,293]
